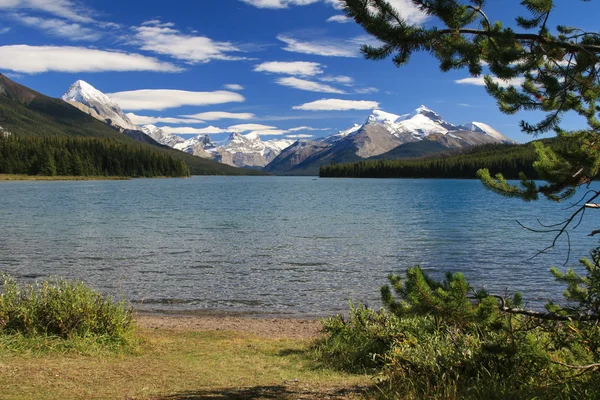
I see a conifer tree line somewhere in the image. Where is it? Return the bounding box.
[0,135,190,177]
[320,142,538,178]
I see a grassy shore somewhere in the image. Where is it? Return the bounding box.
[0,174,131,181]
[0,315,370,400]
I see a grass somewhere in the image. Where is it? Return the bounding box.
[0,174,130,181]
[0,325,370,400]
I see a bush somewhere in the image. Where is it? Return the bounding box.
[315,266,600,399]
[0,275,135,347]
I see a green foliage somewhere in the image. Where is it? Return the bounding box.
[320,141,539,178]
[316,266,600,399]
[0,135,190,177]
[0,275,136,348]
[342,0,600,200]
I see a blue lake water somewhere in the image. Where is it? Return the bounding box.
[0,176,597,317]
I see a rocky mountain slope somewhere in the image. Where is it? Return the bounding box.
[62,80,139,131]
[266,106,514,175]
[0,74,263,175]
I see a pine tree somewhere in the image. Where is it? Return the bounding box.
[341,0,600,321]
[342,0,599,201]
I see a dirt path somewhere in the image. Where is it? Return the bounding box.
[136,314,324,340]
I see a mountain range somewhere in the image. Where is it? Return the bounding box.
[0,74,264,176]
[58,79,514,175]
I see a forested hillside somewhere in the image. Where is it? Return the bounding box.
[0,74,264,176]
[0,136,190,177]
[320,142,539,179]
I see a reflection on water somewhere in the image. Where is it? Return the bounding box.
[0,176,596,316]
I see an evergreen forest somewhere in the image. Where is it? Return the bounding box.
[0,135,190,177]
[320,142,539,179]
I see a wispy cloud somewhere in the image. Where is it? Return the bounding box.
[277,34,361,57]
[108,90,245,111]
[132,22,247,64]
[228,123,277,132]
[0,0,96,23]
[181,111,255,121]
[288,126,330,131]
[14,14,101,41]
[275,76,346,93]
[327,15,350,23]
[355,87,378,94]
[320,75,353,84]
[254,61,324,76]
[286,133,314,138]
[240,0,428,24]
[239,0,320,9]
[455,76,525,88]
[161,126,228,135]
[126,113,205,126]
[0,45,181,74]
[293,98,379,111]
[224,84,244,91]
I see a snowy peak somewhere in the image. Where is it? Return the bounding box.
[63,80,108,104]
[140,125,185,147]
[459,122,515,143]
[62,80,139,131]
[367,110,402,125]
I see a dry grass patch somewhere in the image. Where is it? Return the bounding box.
[0,324,370,400]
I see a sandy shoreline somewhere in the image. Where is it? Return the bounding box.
[136,313,324,340]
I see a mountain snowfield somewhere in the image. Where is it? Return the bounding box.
[61,80,513,173]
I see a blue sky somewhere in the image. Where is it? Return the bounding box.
[0,0,596,143]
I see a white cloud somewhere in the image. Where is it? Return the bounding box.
[240,0,319,8]
[320,75,353,84]
[0,0,94,23]
[327,15,350,23]
[254,61,323,76]
[228,123,277,132]
[277,34,360,57]
[132,24,246,64]
[248,129,289,136]
[325,0,428,24]
[14,15,101,41]
[161,126,228,135]
[181,111,255,121]
[355,87,379,94]
[224,84,244,91]
[0,27,11,34]
[293,98,379,111]
[455,76,526,88]
[276,77,346,94]
[108,90,245,111]
[141,19,175,28]
[126,113,204,125]
[457,103,472,107]
[240,0,427,24]
[288,126,329,131]
[286,134,314,138]
[0,45,181,74]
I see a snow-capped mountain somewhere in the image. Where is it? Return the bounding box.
[170,131,295,168]
[62,80,139,131]
[141,125,185,147]
[214,132,295,168]
[266,105,515,174]
[318,124,362,145]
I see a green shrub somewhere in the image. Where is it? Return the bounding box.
[0,275,135,347]
[315,266,600,399]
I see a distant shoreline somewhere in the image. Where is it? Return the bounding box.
[1,174,138,181]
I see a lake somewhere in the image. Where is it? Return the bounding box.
[0,176,596,317]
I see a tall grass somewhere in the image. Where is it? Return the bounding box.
[0,275,136,350]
